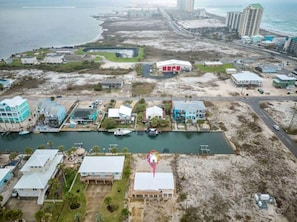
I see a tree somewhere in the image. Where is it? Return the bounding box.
[92,145,100,155]
[24,147,33,155]
[111,147,118,155]
[58,163,67,186]
[74,212,81,222]
[121,208,130,220]
[58,145,65,153]
[4,209,23,222]
[95,212,104,222]
[47,140,53,149]
[37,144,46,149]
[150,117,158,127]
[101,118,117,129]
[9,152,17,160]
[94,83,102,91]
[104,196,112,206]
[122,147,129,157]
[35,210,45,222]
[0,83,3,91]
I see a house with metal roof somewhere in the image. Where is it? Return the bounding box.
[13,149,63,205]
[231,71,263,86]
[172,101,206,123]
[108,105,132,121]
[42,54,65,64]
[78,156,125,184]
[21,56,39,65]
[255,64,279,73]
[0,96,30,123]
[156,59,192,73]
[131,172,175,199]
[145,105,163,121]
[273,74,296,88]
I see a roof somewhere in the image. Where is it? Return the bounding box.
[232,72,263,81]
[275,74,296,81]
[156,59,192,68]
[0,96,27,108]
[0,169,11,181]
[134,173,174,191]
[101,79,123,84]
[249,3,263,9]
[78,156,125,173]
[119,105,132,117]
[14,151,63,189]
[146,106,163,116]
[21,149,59,172]
[173,101,206,112]
[108,108,120,118]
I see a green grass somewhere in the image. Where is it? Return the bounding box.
[196,63,234,73]
[98,154,131,222]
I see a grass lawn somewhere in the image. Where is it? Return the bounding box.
[196,63,234,73]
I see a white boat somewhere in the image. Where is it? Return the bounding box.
[114,129,132,136]
[147,128,159,136]
[19,130,30,135]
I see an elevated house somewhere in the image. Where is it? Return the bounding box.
[13,149,63,205]
[21,56,39,65]
[231,71,263,86]
[42,53,65,64]
[35,99,66,130]
[0,169,12,192]
[130,172,175,199]
[108,104,132,122]
[101,79,123,89]
[78,156,125,184]
[172,101,206,123]
[273,74,296,88]
[145,105,164,121]
[0,96,30,123]
[70,108,98,124]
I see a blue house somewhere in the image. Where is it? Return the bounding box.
[0,169,12,192]
[173,101,206,123]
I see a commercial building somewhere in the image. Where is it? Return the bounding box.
[0,96,30,123]
[255,64,279,73]
[177,0,195,12]
[226,11,242,31]
[231,72,263,86]
[238,3,263,37]
[287,37,297,55]
[13,149,63,205]
[156,59,192,73]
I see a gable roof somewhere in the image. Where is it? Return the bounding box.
[134,172,174,191]
[173,101,206,112]
[78,156,125,173]
[119,105,132,117]
[108,108,120,118]
[232,72,263,81]
[21,149,59,172]
[156,59,192,68]
[146,106,163,117]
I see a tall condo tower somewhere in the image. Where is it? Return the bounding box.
[226,11,242,31]
[238,3,263,37]
[177,0,195,12]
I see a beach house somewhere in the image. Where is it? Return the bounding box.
[172,101,206,123]
[0,96,30,123]
[145,105,164,121]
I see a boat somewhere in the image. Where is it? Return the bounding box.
[18,130,30,135]
[147,128,159,137]
[114,129,132,136]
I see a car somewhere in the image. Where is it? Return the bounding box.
[273,124,280,131]
[257,88,264,94]
[56,95,62,98]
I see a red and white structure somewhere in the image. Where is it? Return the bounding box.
[156,59,192,73]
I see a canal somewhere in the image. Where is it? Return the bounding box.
[0,131,234,154]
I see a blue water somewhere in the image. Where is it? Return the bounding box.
[198,3,297,37]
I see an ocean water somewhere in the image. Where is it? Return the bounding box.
[0,0,128,60]
[199,3,297,37]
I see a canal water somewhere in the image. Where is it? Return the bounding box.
[0,131,234,154]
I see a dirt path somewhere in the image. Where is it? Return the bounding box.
[84,184,111,222]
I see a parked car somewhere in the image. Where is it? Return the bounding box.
[258,88,264,94]
[273,124,280,131]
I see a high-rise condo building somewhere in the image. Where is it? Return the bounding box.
[238,3,263,37]
[226,11,242,31]
[177,0,195,12]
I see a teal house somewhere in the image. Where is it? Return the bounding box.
[0,96,30,123]
[0,169,12,192]
[273,75,296,88]
[173,101,206,123]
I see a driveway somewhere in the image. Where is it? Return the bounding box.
[84,183,112,222]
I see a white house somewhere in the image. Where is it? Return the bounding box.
[13,149,63,205]
[146,105,163,120]
[42,54,65,64]
[108,105,132,121]
[131,172,175,199]
[78,156,125,184]
[156,59,192,73]
[231,71,263,86]
[21,56,39,65]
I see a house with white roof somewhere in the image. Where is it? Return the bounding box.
[78,156,125,184]
[13,149,63,205]
[108,105,132,122]
[145,105,163,121]
[131,172,175,199]
[0,96,30,123]
[156,59,192,73]
[21,56,39,65]
[231,71,263,86]
[42,54,65,64]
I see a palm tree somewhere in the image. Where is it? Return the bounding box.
[95,212,104,222]
[9,152,17,160]
[111,147,118,155]
[104,196,112,206]
[58,145,65,153]
[58,163,67,186]
[47,140,53,149]
[92,145,100,155]
[122,147,129,157]
[24,147,33,156]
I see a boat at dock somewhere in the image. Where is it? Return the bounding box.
[147,128,159,137]
[114,129,132,136]
[18,130,31,135]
